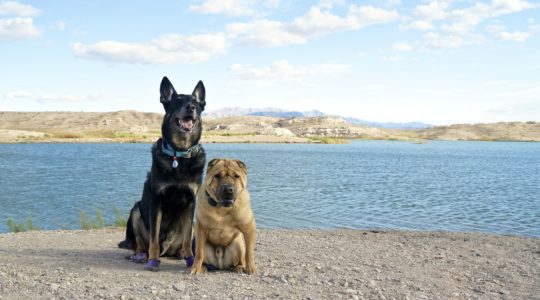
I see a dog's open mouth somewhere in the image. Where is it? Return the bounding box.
[177,116,196,132]
[221,199,235,207]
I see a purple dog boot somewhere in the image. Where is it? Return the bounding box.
[131,252,147,263]
[144,259,160,271]
[185,256,194,268]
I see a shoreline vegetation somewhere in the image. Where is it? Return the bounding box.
[5,207,127,233]
[1,111,539,144]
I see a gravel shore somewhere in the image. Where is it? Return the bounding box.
[0,228,538,299]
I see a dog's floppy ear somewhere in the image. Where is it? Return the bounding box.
[192,80,206,111]
[234,160,247,174]
[207,158,221,170]
[160,76,177,106]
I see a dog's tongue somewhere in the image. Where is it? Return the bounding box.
[180,118,194,130]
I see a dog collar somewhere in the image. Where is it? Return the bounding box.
[161,140,201,168]
[205,191,219,207]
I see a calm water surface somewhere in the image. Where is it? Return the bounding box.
[0,141,538,236]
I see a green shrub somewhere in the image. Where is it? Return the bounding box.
[6,216,39,232]
[79,208,106,230]
[113,206,127,228]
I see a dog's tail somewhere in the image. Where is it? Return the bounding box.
[118,214,135,249]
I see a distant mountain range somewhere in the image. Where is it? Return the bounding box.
[204,107,432,129]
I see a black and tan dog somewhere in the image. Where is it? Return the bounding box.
[118,77,206,271]
[190,158,256,274]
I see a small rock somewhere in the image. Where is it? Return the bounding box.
[49,283,60,291]
[173,283,185,292]
[343,289,357,295]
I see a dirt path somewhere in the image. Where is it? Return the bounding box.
[0,228,538,299]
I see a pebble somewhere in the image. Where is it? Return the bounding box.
[343,289,358,295]
[173,283,185,292]
[49,283,60,291]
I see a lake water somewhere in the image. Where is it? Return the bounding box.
[0,141,539,237]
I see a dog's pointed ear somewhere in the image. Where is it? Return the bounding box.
[160,76,177,106]
[192,80,206,111]
[235,160,247,174]
[207,158,221,170]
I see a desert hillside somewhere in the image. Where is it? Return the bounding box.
[0,111,538,143]
[401,122,540,142]
[0,111,401,143]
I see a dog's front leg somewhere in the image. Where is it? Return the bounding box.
[180,202,194,260]
[190,224,207,275]
[240,221,257,275]
[145,204,162,271]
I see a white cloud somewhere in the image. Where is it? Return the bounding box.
[266,0,280,9]
[227,20,307,46]
[400,20,434,31]
[37,94,101,103]
[230,60,351,80]
[405,0,537,49]
[486,24,506,33]
[290,6,353,36]
[0,1,40,17]
[0,17,40,40]
[4,91,32,98]
[72,33,228,64]
[348,5,400,27]
[229,5,399,47]
[317,0,345,9]
[414,0,453,21]
[2,91,102,103]
[189,0,255,16]
[392,42,413,51]
[385,0,402,6]
[490,0,535,16]
[497,30,531,41]
[423,32,484,48]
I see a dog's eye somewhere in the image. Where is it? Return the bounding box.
[234,174,240,179]
[214,174,221,179]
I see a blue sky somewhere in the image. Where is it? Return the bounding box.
[1,0,539,125]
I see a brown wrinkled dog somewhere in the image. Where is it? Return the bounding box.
[190,158,256,274]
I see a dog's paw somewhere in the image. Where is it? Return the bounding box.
[144,259,160,272]
[245,264,256,275]
[131,252,148,263]
[185,256,194,268]
[233,265,245,274]
[189,265,207,275]
[179,248,194,260]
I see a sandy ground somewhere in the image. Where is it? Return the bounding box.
[0,228,538,299]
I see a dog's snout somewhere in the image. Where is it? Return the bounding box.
[186,103,196,112]
[221,184,235,196]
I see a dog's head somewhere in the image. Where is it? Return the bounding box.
[205,158,247,207]
[159,77,206,150]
